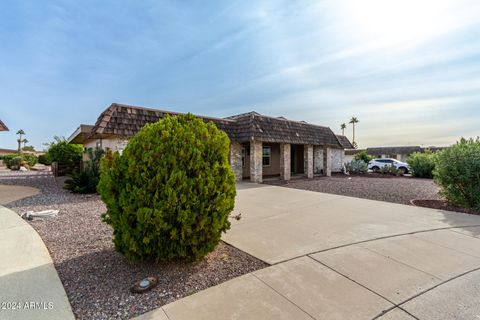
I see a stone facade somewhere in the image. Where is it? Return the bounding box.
[323,147,332,177]
[304,144,314,178]
[250,140,263,183]
[229,142,243,181]
[279,143,291,180]
[313,146,324,174]
[331,149,345,172]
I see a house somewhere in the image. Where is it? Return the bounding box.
[68,103,352,182]
[344,146,445,163]
[0,119,8,131]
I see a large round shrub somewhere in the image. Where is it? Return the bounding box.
[98,114,236,262]
[434,138,480,209]
[407,151,435,178]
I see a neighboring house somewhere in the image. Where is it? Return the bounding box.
[68,103,350,182]
[0,119,8,131]
[0,148,16,156]
[344,146,445,163]
[366,146,423,162]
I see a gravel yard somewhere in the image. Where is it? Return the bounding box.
[2,171,267,320]
[266,173,442,205]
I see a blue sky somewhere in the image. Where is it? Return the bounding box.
[1,0,479,150]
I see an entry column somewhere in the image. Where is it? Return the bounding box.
[250,140,263,183]
[279,143,291,181]
[229,142,243,181]
[304,144,314,178]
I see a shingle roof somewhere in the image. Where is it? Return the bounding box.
[0,119,8,131]
[366,146,423,155]
[336,135,354,149]
[90,103,342,148]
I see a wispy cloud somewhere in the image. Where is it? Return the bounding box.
[0,0,479,149]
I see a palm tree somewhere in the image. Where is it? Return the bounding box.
[349,117,359,146]
[16,129,25,153]
[22,139,29,149]
[340,123,347,135]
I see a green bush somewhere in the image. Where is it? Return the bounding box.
[434,138,480,209]
[353,150,374,163]
[345,160,368,174]
[3,153,37,169]
[65,148,105,194]
[407,151,435,178]
[38,154,52,165]
[98,114,236,262]
[46,136,82,165]
[378,164,404,176]
[22,154,37,167]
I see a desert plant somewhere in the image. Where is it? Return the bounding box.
[98,114,236,262]
[3,153,37,169]
[353,150,374,164]
[345,160,368,174]
[8,156,23,170]
[65,147,105,194]
[407,151,435,178]
[46,136,82,165]
[434,138,480,209]
[378,164,403,176]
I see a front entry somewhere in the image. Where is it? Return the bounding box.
[290,144,304,174]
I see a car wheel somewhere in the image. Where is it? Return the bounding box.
[371,166,380,172]
[399,167,408,174]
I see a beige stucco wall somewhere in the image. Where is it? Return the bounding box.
[314,147,344,173]
[82,138,129,161]
[262,143,280,176]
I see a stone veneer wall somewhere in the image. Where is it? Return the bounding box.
[331,149,345,172]
[250,140,263,183]
[229,142,243,181]
[313,146,324,174]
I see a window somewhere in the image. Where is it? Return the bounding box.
[262,146,271,166]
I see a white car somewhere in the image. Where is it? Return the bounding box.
[368,158,410,174]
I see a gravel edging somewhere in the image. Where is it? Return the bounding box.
[2,171,268,320]
[411,199,480,215]
[266,174,442,205]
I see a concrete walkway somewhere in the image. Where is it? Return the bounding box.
[0,206,74,320]
[136,183,480,320]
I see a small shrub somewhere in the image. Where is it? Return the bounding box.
[378,164,403,176]
[46,136,82,165]
[434,138,480,210]
[98,114,236,262]
[22,153,37,167]
[407,151,435,178]
[9,156,23,170]
[65,148,104,194]
[38,154,52,165]
[3,153,37,169]
[345,160,368,174]
[354,150,374,164]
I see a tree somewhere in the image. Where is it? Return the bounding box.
[16,129,25,153]
[45,136,83,165]
[349,116,359,146]
[340,123,346,135]
[98,114,236,262]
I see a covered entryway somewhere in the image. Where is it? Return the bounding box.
[290,144,304,175]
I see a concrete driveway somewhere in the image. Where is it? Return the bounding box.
[137,183,480,320]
